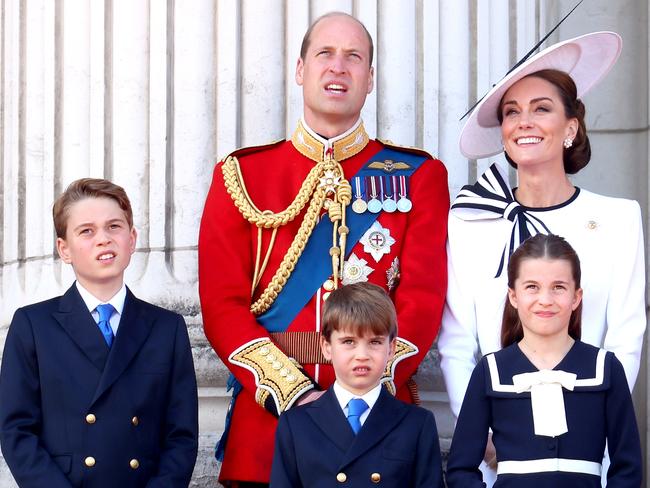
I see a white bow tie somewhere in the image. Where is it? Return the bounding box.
[512,369,577,437]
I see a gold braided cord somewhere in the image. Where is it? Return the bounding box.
[222,154,351,315]
[250,185,327,315]
[251,223,278,296]
[336,180,352,276]
[223,155,328,229]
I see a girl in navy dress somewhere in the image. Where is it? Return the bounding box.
[446,234,641,487]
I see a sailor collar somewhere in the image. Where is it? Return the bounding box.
[291,117,370,163]
[485,342,609,396]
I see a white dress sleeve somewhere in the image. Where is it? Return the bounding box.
[438,216,481,418]
[602,199,646,389]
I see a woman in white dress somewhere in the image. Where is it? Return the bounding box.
[438,31,646,484]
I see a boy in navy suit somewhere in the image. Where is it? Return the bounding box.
[270,282,444,487]
[0,178,198,487]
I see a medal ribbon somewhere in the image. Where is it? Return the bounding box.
[257,147,428,332]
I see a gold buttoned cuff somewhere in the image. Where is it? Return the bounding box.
[229,338,314,415]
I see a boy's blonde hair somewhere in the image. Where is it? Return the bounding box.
[53,178,133,238]
[321,282,397,341]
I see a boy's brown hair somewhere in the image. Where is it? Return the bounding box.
[321,282,397,341]
[52,178,133,239]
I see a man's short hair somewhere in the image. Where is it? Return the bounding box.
[321,282,397,341]
[53,178,134,239]
[299,12,374,67]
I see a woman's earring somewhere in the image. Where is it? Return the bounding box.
[563,138,573,149]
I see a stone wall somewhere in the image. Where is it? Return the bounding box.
[0,1,647,485]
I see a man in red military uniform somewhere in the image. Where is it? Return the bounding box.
[199,12,449,486]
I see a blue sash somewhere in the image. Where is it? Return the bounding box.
[257,147,427,332]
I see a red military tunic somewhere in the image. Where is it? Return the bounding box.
[198,120,449,483]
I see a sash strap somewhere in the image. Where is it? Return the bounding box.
[270,331,330,364]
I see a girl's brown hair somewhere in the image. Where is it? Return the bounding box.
[501,234,582,347]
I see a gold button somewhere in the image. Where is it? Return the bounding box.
[84,456,96,467]
[85,414,96,424]
[323,279,335,291]
[129,459,140,469]
[322,292,331,301]
[336,472,347,483]
[371,472,381,483]
[131,416,139,426]
[587,220,598,230]
[286,374,296,383]
[259,346,269,356]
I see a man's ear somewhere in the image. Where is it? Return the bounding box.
[367,66,374,94]
[295,57,305,86]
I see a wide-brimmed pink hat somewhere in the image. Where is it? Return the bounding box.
[459,31,622,160]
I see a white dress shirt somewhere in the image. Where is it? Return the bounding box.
[75,281,127,335]
[333,381,382,427]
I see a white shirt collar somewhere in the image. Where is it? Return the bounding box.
[299,116,363,148]
[333,381,382,414]
[75,281,127,316]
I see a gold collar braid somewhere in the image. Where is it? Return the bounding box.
[291,120,369,163]
[222,150,357,315]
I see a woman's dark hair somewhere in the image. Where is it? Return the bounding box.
[498,69,591,174]
[501,234,582,347]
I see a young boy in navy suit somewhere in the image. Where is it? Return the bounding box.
[0,178,198,487]
[270,282,444,487]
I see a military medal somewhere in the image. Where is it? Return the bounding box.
[397,175,412,212]
[351,177,367,214]
[367,176,382,213]
[360,221,396,262]
[382,176,397,213]
[386,257,400,291]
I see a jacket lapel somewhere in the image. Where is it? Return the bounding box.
[338,387,409,469]
[52,284,110,371]
[306,388,355,453]
[91,288,154,404]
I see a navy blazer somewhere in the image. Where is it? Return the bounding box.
[270,386,444,487]
[0,284,198,488]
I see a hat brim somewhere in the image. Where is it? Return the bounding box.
[459,31,622,160]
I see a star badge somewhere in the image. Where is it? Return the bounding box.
[360,221,396,262]
[342,253,374,285]
[319,169,341,194]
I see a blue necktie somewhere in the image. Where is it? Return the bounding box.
[347,398,368,435]
[96,303,115,347]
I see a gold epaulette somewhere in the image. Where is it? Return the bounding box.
[380,337,419,395]
[229,338,315,416]
[218,138,285,163]
[377,138,438,160]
